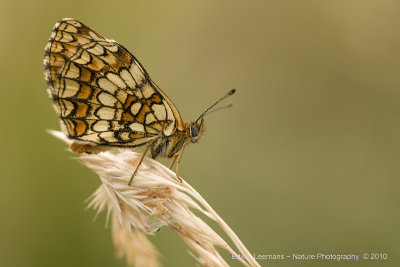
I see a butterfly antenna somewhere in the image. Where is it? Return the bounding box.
[202,102,233,117]
[196,89,236,123]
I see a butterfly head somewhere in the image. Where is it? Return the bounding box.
[188,118,205,143]
[188,89,236,144]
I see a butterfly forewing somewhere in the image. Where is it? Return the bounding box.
[44,18,184,148]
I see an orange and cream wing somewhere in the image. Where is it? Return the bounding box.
[44,18,184,147]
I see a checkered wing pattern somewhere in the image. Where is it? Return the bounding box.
[44,18,184,148]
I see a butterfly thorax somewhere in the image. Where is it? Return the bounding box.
[151,119,204,159]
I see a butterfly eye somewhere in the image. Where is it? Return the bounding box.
[190,124,199,137]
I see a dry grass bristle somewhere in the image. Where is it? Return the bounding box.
[49,130,260,267]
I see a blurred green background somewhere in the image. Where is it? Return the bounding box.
[1,0,399,266]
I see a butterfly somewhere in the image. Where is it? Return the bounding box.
[44,18,235,184]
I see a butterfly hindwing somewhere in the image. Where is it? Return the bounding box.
[44,18,184,147]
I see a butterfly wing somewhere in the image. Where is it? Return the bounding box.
[44,18,185,148]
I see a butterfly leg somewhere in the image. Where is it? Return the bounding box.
[128,145,151,186]
[174,143,188,182]
[168,154,178,170]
